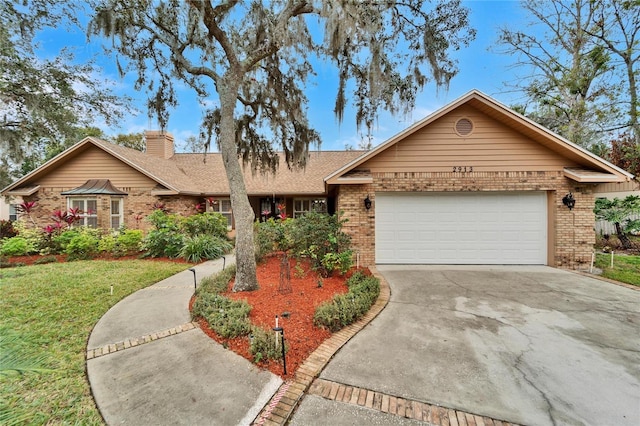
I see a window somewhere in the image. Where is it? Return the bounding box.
[9,204,18,221]
[69,198,98,227]
[208,198,233,229]
[293,198,327,218]
[259,198,283,219]
[111,198,123,229]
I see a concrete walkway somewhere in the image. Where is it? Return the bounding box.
[86,255,282,426]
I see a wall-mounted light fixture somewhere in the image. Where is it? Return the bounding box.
[562,192,576,210]
[364,195,372,210]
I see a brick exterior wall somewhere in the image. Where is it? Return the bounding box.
[22,188,202,233]
[337,170,596,270]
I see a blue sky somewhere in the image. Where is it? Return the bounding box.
[37,0,530,152]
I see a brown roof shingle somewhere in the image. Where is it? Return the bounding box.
[93,138,363,195]
[1,136,364,196]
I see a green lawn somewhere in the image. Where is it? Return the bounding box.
[594,252,640,286]
[0,260,190,425]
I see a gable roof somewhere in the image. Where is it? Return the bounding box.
[2,137,363,196]
[326,90,634,184]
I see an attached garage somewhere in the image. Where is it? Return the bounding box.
[328,90,634,270]
[375,192,547,264]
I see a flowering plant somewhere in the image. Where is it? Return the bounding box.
[17,201,36,213]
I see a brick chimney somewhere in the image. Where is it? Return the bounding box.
[145,130,174,159]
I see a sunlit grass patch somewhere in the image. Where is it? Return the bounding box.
[0,260,189,425]
[595,253,640,286]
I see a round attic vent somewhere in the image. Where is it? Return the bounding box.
[455,118,474,136]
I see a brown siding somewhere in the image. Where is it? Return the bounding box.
[363,105,579,173]
[37,146,157,188]
[595,180,639,194]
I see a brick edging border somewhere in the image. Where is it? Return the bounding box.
[308,378,520,426]
[252,266,391,425]
[86,322,198,360]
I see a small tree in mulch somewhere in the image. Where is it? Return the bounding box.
[255,212,354,278]
[279,253,292,294]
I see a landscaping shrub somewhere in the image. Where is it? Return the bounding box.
[191,292,252,338]
[180,234,233,263]
[254,218,295,261]
[321,250,353,276]
[65,231,100,260]
[10,221,44,254]
[0,237,36,256]
[182,212,229,239]
[97,234,117,254]
[254,213,353,276]
[146,209,184,231]
[143,229,184,258]
[115,229,143,256]
[143,210,231,259]
[0,220,17,239]
[291,212,352,276]
[53,229,82,253]
[249,325,287,363]
[254,219,279,262]
[192,265,286,363]
[197,264,236,295]
[313,271,380,332]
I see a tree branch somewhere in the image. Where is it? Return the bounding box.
[241,0,314,71]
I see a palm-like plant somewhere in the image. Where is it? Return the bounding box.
[595,195,640,249]
[0,331,54,425]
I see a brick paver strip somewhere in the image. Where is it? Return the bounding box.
[307,377,521,426]
[85,322,199,360]
[335,384,345,402]
[357,388,367,406]
[349,387,360,405]
[389,395,398,414]
[449,409,459,426]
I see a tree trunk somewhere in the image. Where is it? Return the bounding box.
[218,77,258,292]
[614,221,632,250]
[625,56,640,145]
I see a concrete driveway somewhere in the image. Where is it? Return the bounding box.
[294,266,640,426]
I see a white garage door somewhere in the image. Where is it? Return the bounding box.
[376,192,547,264]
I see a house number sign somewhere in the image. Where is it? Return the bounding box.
[452,166,473,173]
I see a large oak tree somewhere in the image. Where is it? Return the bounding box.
[497,0,639,152]
[88,0,475,291]
[0,1,130,182]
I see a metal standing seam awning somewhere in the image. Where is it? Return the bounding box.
[60,179,128,196]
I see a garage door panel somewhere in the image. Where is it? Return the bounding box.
[376,192,547,264]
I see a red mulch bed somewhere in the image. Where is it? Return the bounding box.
[3,253,194,266]
[192,255,353,377]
